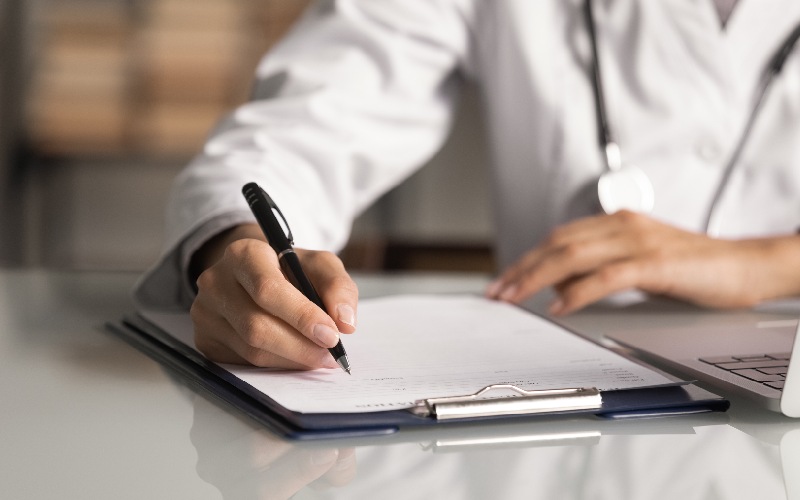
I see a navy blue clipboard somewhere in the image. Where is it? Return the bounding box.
[107,313,729,441]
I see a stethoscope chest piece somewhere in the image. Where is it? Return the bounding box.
[584,1,655,216]
[597,164,654,214]
[583,0,800,225]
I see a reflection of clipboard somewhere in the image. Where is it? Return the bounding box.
[109,304,729,440]
[415,410,731,453]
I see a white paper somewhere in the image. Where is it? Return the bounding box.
[144,294,678,414]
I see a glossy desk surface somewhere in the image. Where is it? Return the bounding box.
[2,269,800,499]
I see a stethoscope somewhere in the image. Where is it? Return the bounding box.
[583,0,800,235]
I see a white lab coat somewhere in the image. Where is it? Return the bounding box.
[135,0,800,309]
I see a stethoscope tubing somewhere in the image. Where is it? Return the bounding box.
[582,0,800,235]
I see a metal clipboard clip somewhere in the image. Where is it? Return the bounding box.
[411,384,602,421]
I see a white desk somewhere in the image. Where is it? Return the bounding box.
[2,269,800,499]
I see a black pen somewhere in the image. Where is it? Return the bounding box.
[242,182,352,374]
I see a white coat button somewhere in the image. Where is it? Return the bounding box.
[696,140,722,163]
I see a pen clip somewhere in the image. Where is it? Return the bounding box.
[245,183,294,245]
[265,194,294,245]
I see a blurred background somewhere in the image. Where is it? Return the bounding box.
[0,0,494,274]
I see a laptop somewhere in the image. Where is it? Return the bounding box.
[607,308,800,417]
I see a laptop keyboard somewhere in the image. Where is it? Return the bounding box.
[699,352,791,391]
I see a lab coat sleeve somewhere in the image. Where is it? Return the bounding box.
[134,0,473,310]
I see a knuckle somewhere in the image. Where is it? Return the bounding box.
[226,238,274,264]
[614,209,638,223]
[328,274,359,297]
[306,249,339,265]
[544,227,568,247]
[615,209,649,231]
[250,274,283,305]
[238,314,266,347]
[558,242,584,262]
[293,300,323,334]
[596,266,624,287]
[306,250,347,275]
[240,345,269,366]
[223,238,250,260]
[195,268,216,291]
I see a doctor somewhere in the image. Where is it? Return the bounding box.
[136,1,800,369]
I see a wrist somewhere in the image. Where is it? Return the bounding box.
[189,223,263,282]
[744,234,800,303]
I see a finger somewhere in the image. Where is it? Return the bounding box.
[549,260,648,315]
[498,232,636,304]
[486,213,623,299]
[485,248,547,299]
[225,239,344,351]
[227,289,338,368]
[488,211,659,301]
[192,294,335,369]
[193,254,338,369]
[300,250,359,334]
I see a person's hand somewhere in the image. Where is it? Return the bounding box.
[486,210,800,315]
[189,223,358,369]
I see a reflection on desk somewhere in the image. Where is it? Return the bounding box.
[188,390,787,500]
[1,269,799,499]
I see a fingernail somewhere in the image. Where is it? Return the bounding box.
[498,284,518,302]
[549,298,565,316]
[336,303,356,328]
[313,324,340,348]
[486,280,503,298]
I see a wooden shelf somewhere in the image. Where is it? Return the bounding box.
[25,0,311,159]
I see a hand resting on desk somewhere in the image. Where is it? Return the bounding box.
[487,210,800,316]
[189,223,358,369]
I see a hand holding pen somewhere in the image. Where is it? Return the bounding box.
[242,182,352,373]
[187,186,357,371]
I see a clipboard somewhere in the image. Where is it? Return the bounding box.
[108,311,729,441]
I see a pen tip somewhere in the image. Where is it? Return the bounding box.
[336,357,351,375]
